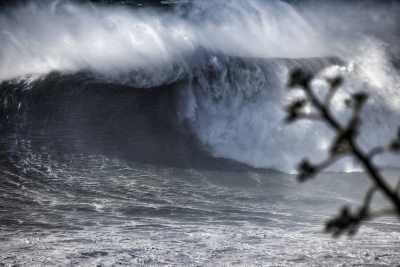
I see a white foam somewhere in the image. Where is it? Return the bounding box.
[1,0,399,172]
[0,0,333,82]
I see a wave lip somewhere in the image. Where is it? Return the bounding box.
[1,0,400,172]
[0,0,337,82]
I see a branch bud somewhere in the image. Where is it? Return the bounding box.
[297,159,317,182]
[288,69,312,89]
[285,99,307,123]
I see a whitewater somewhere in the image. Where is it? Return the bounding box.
[0,0,400,266]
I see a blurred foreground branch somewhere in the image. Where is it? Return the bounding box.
[286,69,400,237]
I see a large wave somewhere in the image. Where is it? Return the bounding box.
[0,0,399,172]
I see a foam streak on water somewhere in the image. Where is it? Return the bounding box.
[1,0,400,172]
[0,2,400,264]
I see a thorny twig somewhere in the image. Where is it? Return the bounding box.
[286,69,400,237]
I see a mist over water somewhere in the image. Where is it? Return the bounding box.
[0,0,329,82]
[0,0,399,172]
[1,1,400,265]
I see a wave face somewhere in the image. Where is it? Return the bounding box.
[2,1,400,266]
[1,0,400,172]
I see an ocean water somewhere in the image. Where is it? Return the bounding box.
[1,151,400,266]
[0,0,400,266]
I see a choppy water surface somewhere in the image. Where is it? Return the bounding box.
[1,0,400,266]
[0,149,399,266]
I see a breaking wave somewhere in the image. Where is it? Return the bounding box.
[1,0,400,172]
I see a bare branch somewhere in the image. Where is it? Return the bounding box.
[324,77,343,107]
[396,179,400,196]
[286,69,400,237]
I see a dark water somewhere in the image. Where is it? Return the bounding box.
[1,152,400,266]
[1,0,400,266]
[0,71,400,266]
